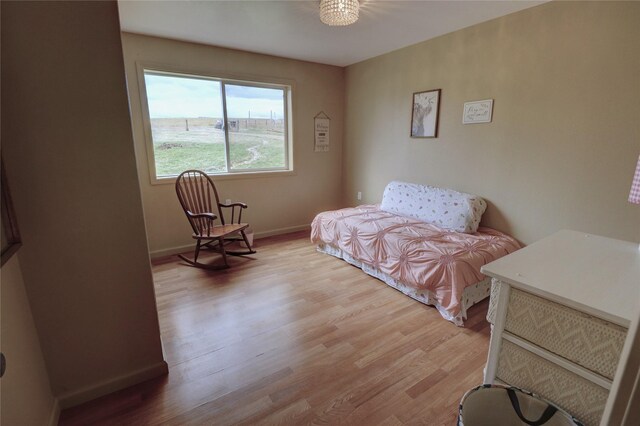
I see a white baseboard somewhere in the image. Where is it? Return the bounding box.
[254,224,309,239]
[149,224,310,259]
[48,398,60,426]
[150,243,195,259]
[57,360,168,409]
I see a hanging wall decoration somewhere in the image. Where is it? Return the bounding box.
[314,111,330,152]
[411,89,441,138]
[463,99,494,124]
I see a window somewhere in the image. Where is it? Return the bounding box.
[141,69,291,180]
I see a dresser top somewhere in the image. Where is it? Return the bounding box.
[481,230,640,326]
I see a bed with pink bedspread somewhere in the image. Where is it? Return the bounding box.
[310,183,521,326]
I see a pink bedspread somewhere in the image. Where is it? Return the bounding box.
[311,205,521,317]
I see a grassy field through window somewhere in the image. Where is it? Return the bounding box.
[151,117,285,176]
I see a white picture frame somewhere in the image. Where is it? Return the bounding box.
[463,99,494,124]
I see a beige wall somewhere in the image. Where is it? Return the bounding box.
[121,33,344,256]
[344,1,640,245]
[1,255,58,425]
[1,1,166,407]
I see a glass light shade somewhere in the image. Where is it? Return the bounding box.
[320,0,359,26]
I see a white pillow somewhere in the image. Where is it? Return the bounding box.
[379,181,487,233]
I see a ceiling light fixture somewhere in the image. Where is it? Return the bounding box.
[319,0,359,26]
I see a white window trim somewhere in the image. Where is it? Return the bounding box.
[135,62,295,185]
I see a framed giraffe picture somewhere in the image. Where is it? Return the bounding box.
[411,89,441,138]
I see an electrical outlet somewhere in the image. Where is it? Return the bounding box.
[225,199,231,205]
[357,191,362,200]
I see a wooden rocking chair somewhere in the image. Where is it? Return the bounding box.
[175,170,255,269]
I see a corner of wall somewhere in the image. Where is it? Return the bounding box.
[57,361,169,409]
[48,399,61,426]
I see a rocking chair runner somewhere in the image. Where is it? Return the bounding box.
[175,170,256,269]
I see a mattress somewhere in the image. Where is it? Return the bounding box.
[311,205,522,325]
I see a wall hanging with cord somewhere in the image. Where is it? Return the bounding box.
[314,111,330,152]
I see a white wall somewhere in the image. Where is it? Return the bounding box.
[121,33,345,256]
[1,1,166,407]
[343,1,640,245]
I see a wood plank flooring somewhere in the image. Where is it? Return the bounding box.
[59,231,491,425]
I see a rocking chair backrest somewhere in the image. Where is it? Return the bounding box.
[175,170,224,236]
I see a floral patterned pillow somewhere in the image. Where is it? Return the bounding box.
[379,181,487,233]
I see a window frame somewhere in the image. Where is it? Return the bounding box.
[136,64,295,184]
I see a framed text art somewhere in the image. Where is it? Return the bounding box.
[411,89,441,138]
[463,99,494,124]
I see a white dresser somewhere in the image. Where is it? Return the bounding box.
[481,230,640,426]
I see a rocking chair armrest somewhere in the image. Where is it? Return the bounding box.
[186,211,218,221]
[219,202,248,209]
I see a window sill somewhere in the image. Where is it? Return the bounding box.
[149,169,296,185]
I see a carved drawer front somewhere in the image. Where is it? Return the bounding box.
[505,288,626,380]
[497,340,607,426]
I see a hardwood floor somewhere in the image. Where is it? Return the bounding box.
[59,231,491,425]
